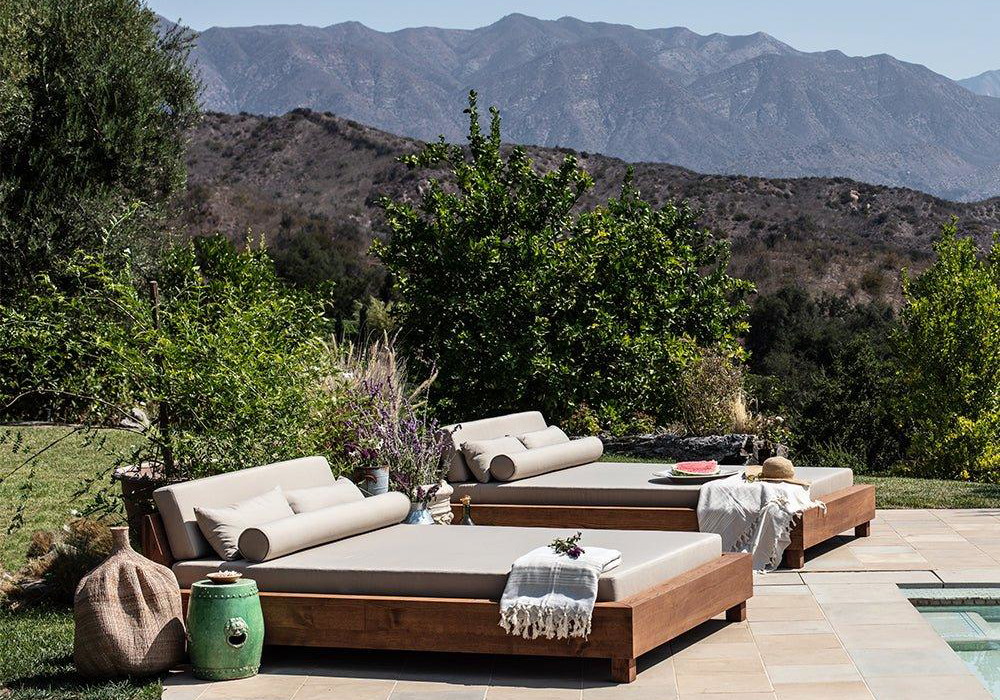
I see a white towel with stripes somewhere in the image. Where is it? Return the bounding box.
[499,545,621,640]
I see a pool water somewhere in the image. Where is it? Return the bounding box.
[917,605,1000,698]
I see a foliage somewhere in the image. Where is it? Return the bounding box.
[0,0,200,294]
[1,236,334,483]
[673,350,777,437]
[0,606,162,699]
[315,335,445,499]
[5,518,113,608]
[893,222,1000,482]
[745,286,903,472]
[378,92,752,425]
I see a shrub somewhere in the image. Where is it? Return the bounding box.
[0,0,199,295]
[378,92,752,425]
[893,222,1000,481]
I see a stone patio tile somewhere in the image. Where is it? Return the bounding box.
[677,695,773,700]
[673,671,772,695]
[757,634,850,666]
[486,688,581,700]
[748,593,818,608]
[935,568,1000,583]
[750,619,834,636]
[903,533,969,543]
[583,684,677,699]
[672,657,766,677]
[834,623,952,650]
[753,571,803,586]
[852,550,928,566]
[800,570,939,585]
[753,584,812,596]
[865,674,993,699]
[195,673,307,700]
[390,681,488,700]
[773,681,874,699]
[799,550,865,570]
[161,685,208,700]
[820,601,924,627]
[295,678,396,700]
[764,664,862,684]
[807,583,903,604]
[747,602,825,621]
[671,641,759,660]
[848,647,969,677]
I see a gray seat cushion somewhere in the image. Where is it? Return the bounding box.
[451,461,854,508]
[173,524,722,602]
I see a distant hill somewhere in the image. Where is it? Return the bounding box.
[961,69,1000,98]
[176,110,1000,303]
[180,14,1000,201]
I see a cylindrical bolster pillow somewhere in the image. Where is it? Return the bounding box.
[238,491,409,562]
[490,436,604,482]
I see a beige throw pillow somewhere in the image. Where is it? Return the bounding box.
[194,486,294,560]
[517,425,570,450]
[284,477,365,513]
[460,436,527,483]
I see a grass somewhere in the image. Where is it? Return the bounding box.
[0,426,159,700]
[0,606,161,700]
[602,454,1000,510]
[0,426,140,571]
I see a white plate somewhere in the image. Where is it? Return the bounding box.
[651,467,742,483]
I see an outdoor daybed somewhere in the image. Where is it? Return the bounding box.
[446,412,876,568]
[142,456,752,683]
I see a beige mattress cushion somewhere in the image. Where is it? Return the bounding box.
[285,477,365,513]
[443,412,547,482]
[194,486,295,560]
[173,524,722,602]
[491,436,605,482]
[153,456,336,561]
[239,492,410,562]
[452,461,854,508]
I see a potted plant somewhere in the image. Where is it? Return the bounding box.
[380,411,451,524]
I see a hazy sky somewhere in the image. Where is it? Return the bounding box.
[147,0,998,80]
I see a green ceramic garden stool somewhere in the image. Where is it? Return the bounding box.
[187,577,264,680]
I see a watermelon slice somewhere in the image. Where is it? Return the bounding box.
[672,460,719,476]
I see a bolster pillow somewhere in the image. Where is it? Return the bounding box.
[239,491,410,562]
[490,436,604,482]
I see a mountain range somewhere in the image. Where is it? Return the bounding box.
[177,110,1000,303]
[183,14,1000,201]
[961,69,1000,98]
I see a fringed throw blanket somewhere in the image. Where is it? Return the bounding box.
[499,546,621,640]
[697,479,825,571]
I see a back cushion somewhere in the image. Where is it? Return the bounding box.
[153,456,336,561]
[194,487,295,561]
[239,491,410,563]
[461,436,528,483]
[518,425,570,450]
[285,477,365,513]
[443,411,547,483]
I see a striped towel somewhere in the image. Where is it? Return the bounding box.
[499,545,621,640]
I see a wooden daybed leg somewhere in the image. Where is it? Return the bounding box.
[611,657,637,683]
[726,600,747,622]
[783,548,805,569]
[855,521,871,538]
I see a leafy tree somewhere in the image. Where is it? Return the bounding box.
[378,92,752,425]
[894,221,1000,481]
[0,0,200,294]
[745,287,903,472]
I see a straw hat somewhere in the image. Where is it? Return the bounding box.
[744,456,810,487]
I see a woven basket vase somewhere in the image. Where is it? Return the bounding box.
[74,526,186,678]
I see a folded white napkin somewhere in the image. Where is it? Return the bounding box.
[499,545,621,640]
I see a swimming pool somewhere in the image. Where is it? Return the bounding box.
[910,590,1000,698]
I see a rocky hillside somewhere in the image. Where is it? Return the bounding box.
[176,110,1000,302]
[183,14,1000,201]
[961,69,1000,98]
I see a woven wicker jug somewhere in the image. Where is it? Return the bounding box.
[74,526,185,678]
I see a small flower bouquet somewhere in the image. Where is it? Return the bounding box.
[549,532,585,559]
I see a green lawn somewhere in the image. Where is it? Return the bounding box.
[1,426,159,700]
[602,454,1000,510]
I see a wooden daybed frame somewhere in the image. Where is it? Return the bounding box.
[451,484,876,569]
[141,513,752,683]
